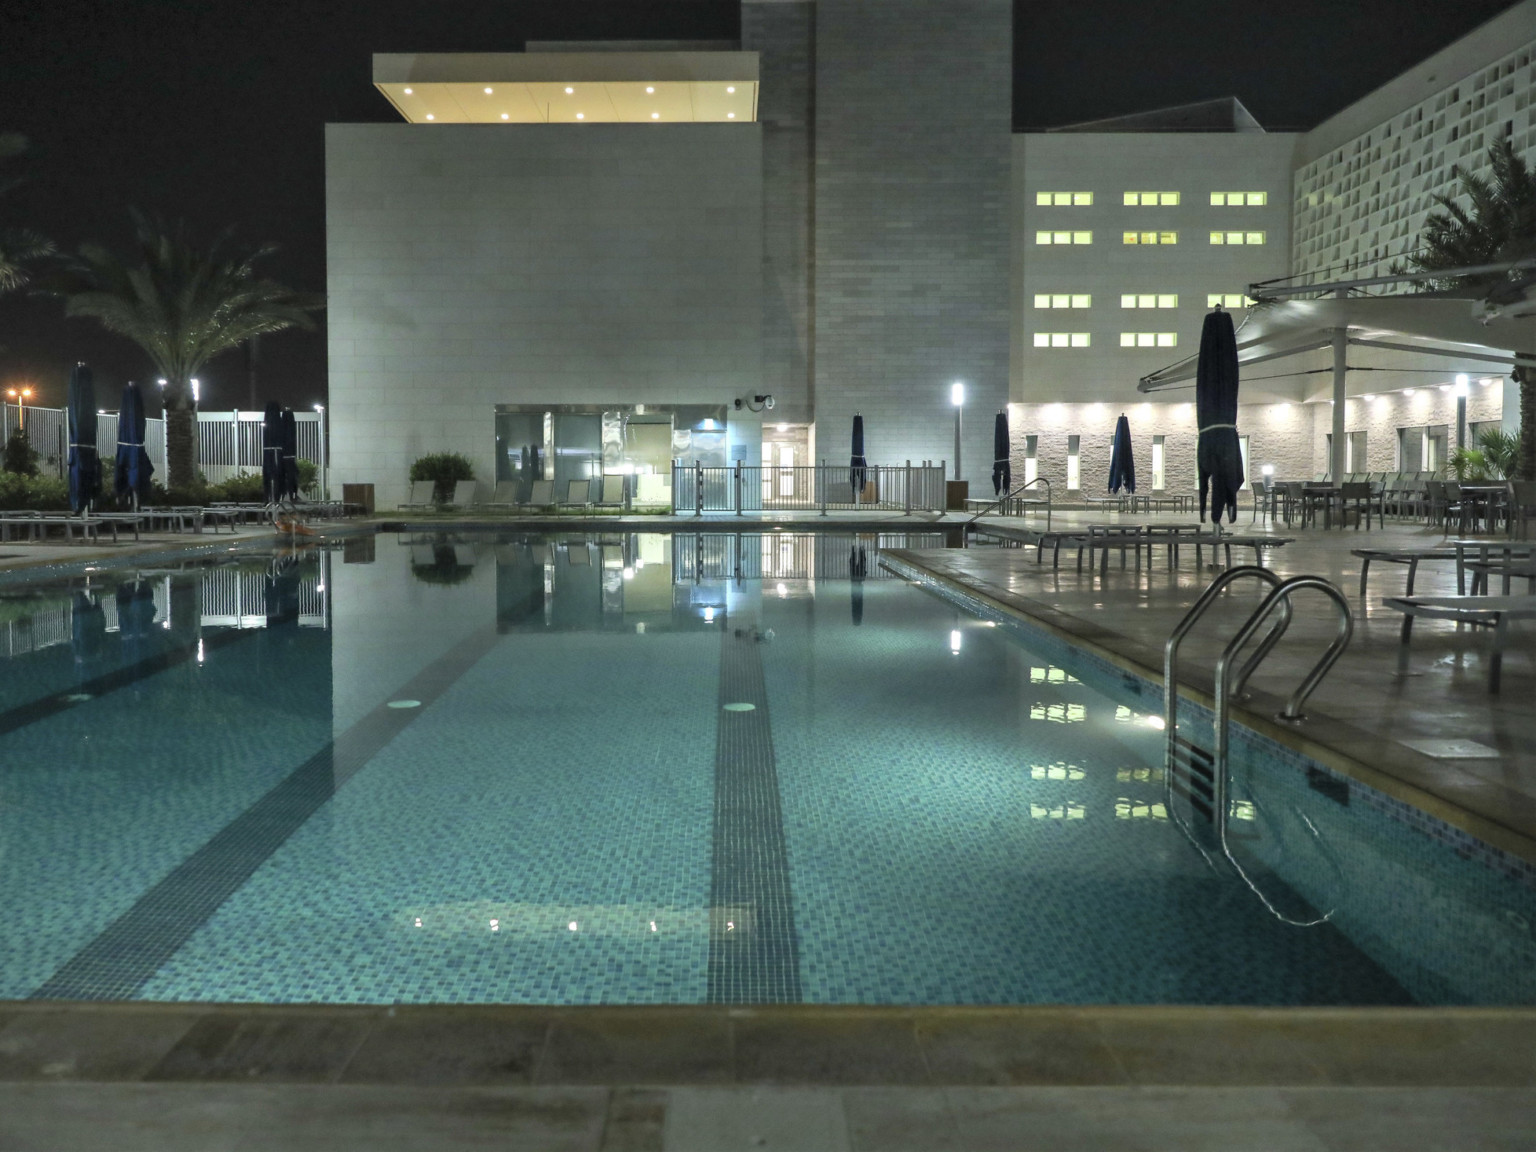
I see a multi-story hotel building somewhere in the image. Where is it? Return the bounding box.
[325,0,1536,508]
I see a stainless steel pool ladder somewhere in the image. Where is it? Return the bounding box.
[1162,566,1353,925]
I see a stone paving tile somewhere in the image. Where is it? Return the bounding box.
[539,1009,732,1086]
[843,1086,964,1150]
[665,1086,851,1151]
[730,1008,931,1085]
[338,1008,554,1086]
[945,1085,1330,1152]
[1278,1086,1536,1151]
[597,1087,666,1152]
[914,1009,1129,1086]
[0,1007,196,1081]
[146,1010,376,1084]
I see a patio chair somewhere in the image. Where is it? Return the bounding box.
[445,480,477,511]
[528,479,556,509]
[1340,481,1382,530]
[1509,481,1536,540]
[398,480,433,510]
[560,479,592,512]
[596,475,626,508]
[486,480,520,510]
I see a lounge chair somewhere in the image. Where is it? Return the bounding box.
[596,475,626,509]
[561,479,592,512]
[399,481,434,510]
[1384,593,1536,692]
[528,479,556,509]
[486,480,520,510]
[445,480,477,511]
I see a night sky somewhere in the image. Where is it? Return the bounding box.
[0,0,1521,410]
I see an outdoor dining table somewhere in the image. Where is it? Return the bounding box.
[1300,484,1343,529]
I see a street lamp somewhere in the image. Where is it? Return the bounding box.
[1455,373,1469,448]
[950,381,965,480]
[5,386,34,427]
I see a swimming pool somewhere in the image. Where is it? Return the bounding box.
[1,529,1532,1006]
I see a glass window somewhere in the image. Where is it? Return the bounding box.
[1125,231,1176,245]
[1067,434,1081,491]
[1124,191,1179,205]
[1120,333,1176,348]
[1037,191,1092,205]
[1157,294,1177,308]
[1239,435,1250,490]
[1151,435,1165,490]
[1035,294,1091,308]
[1347,430,1367,472]
[1035,333,1090,348]
[1207,293,1253,308]
[1073,231,1091,244]
[1211,191,1268,205]
[1024,435,1038,485]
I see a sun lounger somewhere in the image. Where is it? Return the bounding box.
[399,481,433,510]
[1351,547,1459,597]
[597,475,625,508]
[560,479,592,512]
[528,479,556,509]
[1384,593,1536,691]
[445,480,477,511]
[486,481,520,510]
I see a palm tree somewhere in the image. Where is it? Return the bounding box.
[59,214,322,490]
[0,133,55,296]
[1401,139,1536,477]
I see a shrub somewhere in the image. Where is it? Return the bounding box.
[297,459,319,496]
[409,452,475,504]
[0,472,68,510]
[208,471,266,502]
[144,479,210,507]
[3,428,38,476]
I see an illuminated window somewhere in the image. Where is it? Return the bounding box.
[1210,231,1266,245]
[1206,293,1255,308]
[1066,434,1080,491]
[1120,332,1178,348]
[1024,435,1038,485]
[1152,434,1165,489]
[1123,231,1177,245]
[1036,231,1093,245]
[1033,332,1091,348]
[1033,294,1092,308]
[1123,191,1179,206]
[1036,191,1093,206]
[1210,191,1267,206]
[1120,294,1178,308]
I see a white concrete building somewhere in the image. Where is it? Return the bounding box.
[324,0,1536,509]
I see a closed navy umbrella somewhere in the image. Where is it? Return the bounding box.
[1108,413,1136,494]
[66,363,100,514]
[280,408,300,500]
[261,401,283,502]
[849,414,867,500]
[991,411,1011,495]
[1196,309,1244,524]
[113,381,154,505]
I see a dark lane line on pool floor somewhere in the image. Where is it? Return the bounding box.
[708,616,803,1004]
[30,628,505,1002]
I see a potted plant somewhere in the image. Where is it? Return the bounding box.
[409,452,474,505]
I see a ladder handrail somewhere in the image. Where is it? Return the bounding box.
[964,476,1052,533]
[1164,569,1352,928]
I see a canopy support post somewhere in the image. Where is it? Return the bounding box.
[1331,312,1348,482]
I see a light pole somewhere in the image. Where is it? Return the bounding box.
[1454,373,1469,449]
[5,386,34,428]
[951,381,965,480]
[314,404,327,499]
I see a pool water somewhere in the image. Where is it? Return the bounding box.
[0,530,1532,1006]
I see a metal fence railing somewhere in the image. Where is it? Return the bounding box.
[4,404,322,493]
[670,462,947,515]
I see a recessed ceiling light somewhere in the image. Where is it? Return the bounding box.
[500,113,509,120]
[403,87,413,94]
[484,87,493,95]
[727,112,735,119]
[645,86,654,94]
[565,86,574,94]
[651,112,659,119]
[576,112,584,120]
[727,86,735,93]
[425,113,434,120]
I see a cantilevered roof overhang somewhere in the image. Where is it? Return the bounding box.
[1138,292,1536,391]
[374,52,759,124]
